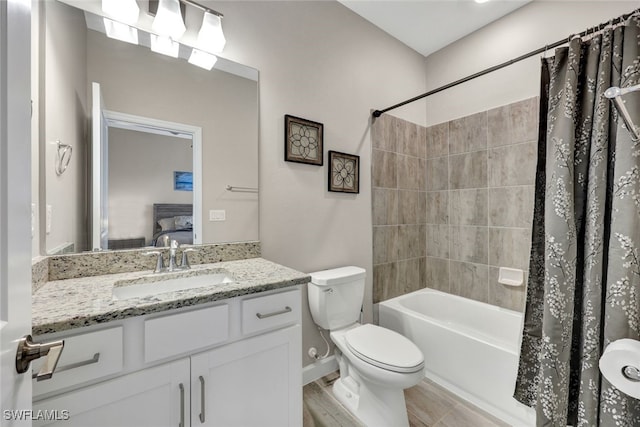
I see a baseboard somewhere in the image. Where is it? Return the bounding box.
[302,355,338,385]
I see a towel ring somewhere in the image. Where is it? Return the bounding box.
[55,140,73,176]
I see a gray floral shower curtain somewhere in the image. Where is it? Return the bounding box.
[514,17,640,427]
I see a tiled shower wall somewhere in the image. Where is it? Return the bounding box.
[371,114,427,303]
[372,97,539,312]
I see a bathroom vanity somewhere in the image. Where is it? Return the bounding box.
[30,256,308,427]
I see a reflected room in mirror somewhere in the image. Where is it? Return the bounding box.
[38,0,259,255]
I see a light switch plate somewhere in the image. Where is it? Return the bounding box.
[209,210,226,221]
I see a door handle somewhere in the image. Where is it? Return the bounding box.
[16,334,65,381]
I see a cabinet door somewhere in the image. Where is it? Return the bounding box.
[191,325,302,427]
[33,358,190,427]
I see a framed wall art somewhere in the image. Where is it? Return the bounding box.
[284,115,323,166]
[328,150,359,194]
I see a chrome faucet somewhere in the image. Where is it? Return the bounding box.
[168,239,180,272]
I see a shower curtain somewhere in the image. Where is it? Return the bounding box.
[514,17,640,427]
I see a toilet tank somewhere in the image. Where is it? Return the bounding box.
[308,266,366,330]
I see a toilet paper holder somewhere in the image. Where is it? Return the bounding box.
[622,365,640,382]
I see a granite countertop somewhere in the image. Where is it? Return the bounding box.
[33,258,310,336]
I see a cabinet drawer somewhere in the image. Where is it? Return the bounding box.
[242,288,300,335]
[145,304,228,363]
[33,326,123,399]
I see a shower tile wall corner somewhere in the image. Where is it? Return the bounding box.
[372,114,427,303]
[372,97,539,312]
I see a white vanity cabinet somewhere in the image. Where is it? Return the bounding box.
[33,358,191,427]
[32,287,302,427]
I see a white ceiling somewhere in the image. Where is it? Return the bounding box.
[338,0,533,57]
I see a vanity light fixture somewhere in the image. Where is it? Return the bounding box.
[152,0,186,39]
[474,0,491,3]
[188,48,218,70]
[101,0,139,25]
[103,18,139,45]
[151,34,180,58]
[196,11,226,54]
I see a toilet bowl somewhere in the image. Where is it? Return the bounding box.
[308,267,425,427]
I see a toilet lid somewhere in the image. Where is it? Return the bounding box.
[345,324,424,373]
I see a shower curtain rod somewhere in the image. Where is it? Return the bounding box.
[372,8,640,118]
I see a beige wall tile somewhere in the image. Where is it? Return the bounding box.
[373,225,398,265]
[488,141,537,187]
[450,226,488,264]
[449,189,488,226]
[488,227,531,269]
[425,122,448,159]
[426,224,450,258]
[488,186,534,227]
[488,97,539,148]
[426,191,448,224]
[373,262,398,304]
[425,257,449,292]
[372,149,397,188]
[449,151,487,190]
[426,157,449,191]
[449,111,487,154]
[510,97,539,144]
[398,120,419,157]
[417,125,427,159]
[418,191,427,225]
[371,114,397,152]
[398,258,422,295]
[449,261,489,303]
[373,188,398,226]
[398,225,421,260]
[398,155,421,190]
[398,190,419,224]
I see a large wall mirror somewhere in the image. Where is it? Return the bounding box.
[38,0,259,255]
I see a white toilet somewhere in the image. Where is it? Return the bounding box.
[308,266,425,427]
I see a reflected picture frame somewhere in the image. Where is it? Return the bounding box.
[284,115,323,166]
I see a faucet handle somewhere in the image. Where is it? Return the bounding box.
[181,248,197,269]
[143,251,165,273]
[170,239,179,250]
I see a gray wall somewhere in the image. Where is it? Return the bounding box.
[108,128,192,243]
[43,1,88,254]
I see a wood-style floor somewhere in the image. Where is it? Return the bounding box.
[303,372,510,427]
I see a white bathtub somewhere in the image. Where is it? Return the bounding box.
[378,288,535,426]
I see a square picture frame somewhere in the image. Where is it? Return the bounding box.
[284,115,323,166]
[328,150,359,194]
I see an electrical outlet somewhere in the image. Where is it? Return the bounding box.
[209,210,226,221]
[46,204,52,234]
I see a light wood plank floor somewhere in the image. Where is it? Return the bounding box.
[303,372,510,427]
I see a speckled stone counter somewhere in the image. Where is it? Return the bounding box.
[33,257,310,336]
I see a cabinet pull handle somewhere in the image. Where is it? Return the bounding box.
[32,352,101,379]
[178,383,185,427]
[256,306,292,319]
[199,376,205,423]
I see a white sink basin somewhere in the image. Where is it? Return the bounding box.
[112,269,234,300]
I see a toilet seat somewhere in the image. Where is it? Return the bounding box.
[344,324,424,374]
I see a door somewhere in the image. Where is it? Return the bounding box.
[33,358,190,427]
[91,82,108,250]
[191,326,302,427]
[0,0,34,424]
